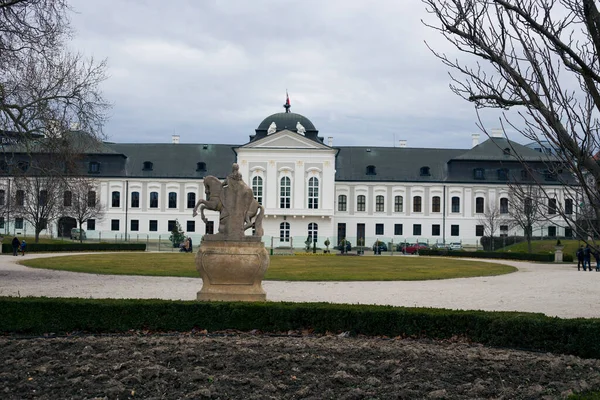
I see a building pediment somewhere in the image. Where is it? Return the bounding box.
[240,130,331,150]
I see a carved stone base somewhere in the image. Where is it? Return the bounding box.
[196,239,269,301]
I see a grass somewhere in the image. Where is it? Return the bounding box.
[20,253,517,281]
[1,235,80,245]
[500,239,582,256]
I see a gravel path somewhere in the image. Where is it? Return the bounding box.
[0,253,597,319]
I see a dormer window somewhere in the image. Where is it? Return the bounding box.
[544,170,557,181]
[17,161,29,172]
[366,165,376,175]
[521,169,530,180]
[420,166,430,176]
[88,161,100,174]
[0,161,8,172]
[197,162,207,172]
[497,168,509,181]
[473,168,485,180]
[142,161,153,171]
[503,148,511,156]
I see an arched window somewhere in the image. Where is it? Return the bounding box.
[308,223,318,243]
[394,195,403,212]
[111,191,120,207]
[187,192,196,208]
[413,196,422,212]
[168,192,177,208]
[280,222,290,242]
[357,195,366,212]
[375,195,384,212]
[451,196,460,213]
[338,194,347,212]
[500,198,509,214]
[150,191,158,208]
[252,176,263,205]
[280,177,291,208]
[131,191,140,208]
[432,196,441,213]
[475,197,485,213]
[308,177,319,209]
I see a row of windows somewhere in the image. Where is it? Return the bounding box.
[107,219,203,233]
[111,191,196,208]
[473,167,558,181]
[365,165,431,177]
[279,222,318,242]
[251,176,320,209]
[0,190,97,207]
[90,161,208,174]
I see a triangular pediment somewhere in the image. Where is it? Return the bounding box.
[241,129,330,150]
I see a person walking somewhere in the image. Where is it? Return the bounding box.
[11,237,20,256]
[188,237,193,253]
[594,249,600,272]
[576,246,584,271]
[20,239,26,256]
[584,244,592,271]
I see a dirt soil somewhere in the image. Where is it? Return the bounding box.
[2,333,600,400]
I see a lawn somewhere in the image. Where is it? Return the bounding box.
[20,253,517,281]
[499,239,582,256]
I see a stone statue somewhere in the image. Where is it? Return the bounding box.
[267,121,277,135]
[193,163,264,239]
[296,121,306,135]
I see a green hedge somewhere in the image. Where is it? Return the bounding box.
[419,249,555,262]
[1,242,146,253]
[0,297,598,359]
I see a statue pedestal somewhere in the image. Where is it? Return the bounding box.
[196,237,269,301]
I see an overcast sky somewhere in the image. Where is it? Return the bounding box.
[68,0,516,148]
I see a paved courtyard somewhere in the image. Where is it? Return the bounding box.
[0,253,597,319]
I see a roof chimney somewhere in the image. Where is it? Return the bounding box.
[172,134,180,144]
[399,140,407,148]
[491,128,503,138]
[327,136,333,146]
[471,133,480,148]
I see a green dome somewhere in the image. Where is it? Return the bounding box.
[257,112,316,133]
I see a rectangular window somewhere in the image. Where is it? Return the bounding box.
[112,191,120,207]
[548,226,556,237]
[475,225,484,237]
[394,224,403,235]
[0,189,5,206]
[451,225,459,236]
[16,190,24,206]
[168,220,176,232]
[413,224,421,236]
[149,220,157,232]
[15,217,23,229]
[432,196,440,213]
[111,219,120,231]
[432,224,440,236]
[187,221,195,232]
[375,223,384,235]
[565,199,573,215]
[413,196,422,213]
[131,220,139,232]
[87,191,96,207]
[39,190,48,207]
[131,192,140,208]
[168,192,177,208]
[150,192,158,208]
[87,219,96,231]
[565,227,573,238]
[357,195,366,212]
[475,197,484,213]
[451,197,460,213]
[375,195,384,212]
[205,221,214,234]
[63,191,72,207]
[394,196,403,212]
[0,217,4,229]
[548,198,557,215]
[187,192,196,209]
[500,225,508,237]
[338,195,347,212]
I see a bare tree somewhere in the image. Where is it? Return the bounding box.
[62,177,103,242]
[508,184,546,253]
[0,0,109,156]
[423,0,600,246]
[477,204,504,250]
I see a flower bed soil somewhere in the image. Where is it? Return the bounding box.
[2,333,600,399]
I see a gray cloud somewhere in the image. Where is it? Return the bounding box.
[68,0,516,148]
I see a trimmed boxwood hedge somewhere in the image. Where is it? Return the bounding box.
[0,297,598,359]
[1,242,146,253]
[419,249,555,262]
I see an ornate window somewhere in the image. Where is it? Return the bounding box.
[150,191,159,208]
[375,195,384,212]
[111,191,120,207]
[252,176,263,205]
[432,196,441,213]
[308,222,318,243]
[357,195,366,212]
[131,191,140,208]
[280,222,290,242]
[394,195,403,212]
[475,197,484,213]
[451,196,460,213]
[308,177,319,209]
[280,177,291,208]
[338,194,347,212]
[413,196,422,212]
[187,192,196,208]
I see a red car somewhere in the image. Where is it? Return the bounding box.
[398,242,429,254]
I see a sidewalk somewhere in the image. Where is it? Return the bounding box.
[0,253,597,319]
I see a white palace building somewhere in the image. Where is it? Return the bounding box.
[1,105,575,248]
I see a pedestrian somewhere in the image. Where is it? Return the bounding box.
[594,249,600,272]
[11,237,20,256]
[584,244,592,271]
[20,239,26,256]
[576,246,584,271]
[188,237,193,252]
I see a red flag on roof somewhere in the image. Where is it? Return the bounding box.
[286,91,290,106]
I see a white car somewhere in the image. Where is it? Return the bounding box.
[449,242,463,250]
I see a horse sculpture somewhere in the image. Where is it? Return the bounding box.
[193,169,264,239]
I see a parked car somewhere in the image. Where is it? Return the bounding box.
[336,240,352,252]
[372,241,388,252]
[70,228,86,240]
[398,242,428,254]
[448,242,463,251]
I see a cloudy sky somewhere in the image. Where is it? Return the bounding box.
[67,0,514,148]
